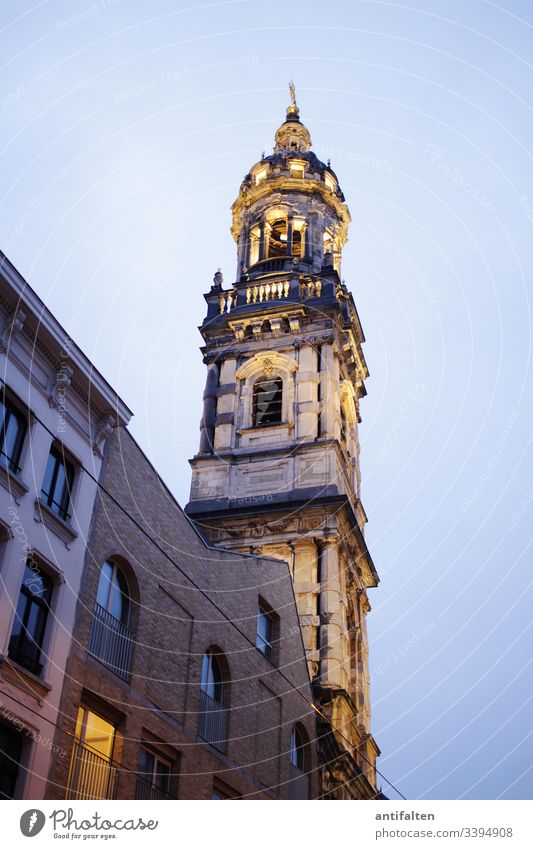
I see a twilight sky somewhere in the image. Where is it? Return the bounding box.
[1,0,532,800]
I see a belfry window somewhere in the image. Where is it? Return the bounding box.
[292,228,302,257]
[268,219,288,258]
[253,378,283,427]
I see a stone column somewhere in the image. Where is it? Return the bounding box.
[258,218,266,261]
[319,343,338,438]
[295,345,318,440]
[199,362,219,453]
[286,215,293,256]
[319,537,344,687]
[213,357,237,451]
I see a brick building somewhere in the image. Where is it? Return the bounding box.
[46,427,319,800]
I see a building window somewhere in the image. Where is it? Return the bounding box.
[89,561,133,680]
[198,650,227,752]
[136,747,172,800]
[253,377,283,427]
[0,397,26,473]
[212,777,240,799]
[255,168,267,184]
[289,726,309,799]
[256,606,274,661]
[0,722,23,799]
[67,706,117,800]
[268,219,288,258]
[41,445,74,521]
[8,562,52,676]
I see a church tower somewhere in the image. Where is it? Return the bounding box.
[186,88,381,799]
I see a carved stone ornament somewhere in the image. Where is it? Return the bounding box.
[93,412,116,458]
[262,357,274,378]
[0,308,26,353]
[48,363,74,409]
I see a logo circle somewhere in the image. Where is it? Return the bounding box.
[20,810,46,837]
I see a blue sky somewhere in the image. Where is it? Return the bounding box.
[1,0,532,800]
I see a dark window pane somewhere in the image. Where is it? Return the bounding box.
[0,401,26,471]
[41,451,57,500]
[253,378,283,427]
[0,722,23,799]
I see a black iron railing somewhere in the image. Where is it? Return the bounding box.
[89,603,133,681]
[66,741,116,800]
[198,690,227,753]
[135,775,174,800]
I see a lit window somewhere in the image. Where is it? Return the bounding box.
[0,397,26,473]
[253,378,283,427]
[290,164,304,179]
[256,606,274,660]
[41,445,74,521]
[136,747,172,800]
[267,219,288,258]
[67,706,117,800]
[8,562,52,676]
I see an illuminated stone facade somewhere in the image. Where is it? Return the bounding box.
[186,92,381,799]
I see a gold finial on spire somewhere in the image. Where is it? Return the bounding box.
[289,80,297,107]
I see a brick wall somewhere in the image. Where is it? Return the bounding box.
[45,427,318,800]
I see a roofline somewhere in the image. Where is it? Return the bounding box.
[0,250,133,425]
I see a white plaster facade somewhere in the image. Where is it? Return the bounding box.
[0,252,131,799]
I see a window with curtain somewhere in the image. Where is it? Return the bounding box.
[41,445,74,520]
[0,397,26,473]
[8,562,52,676]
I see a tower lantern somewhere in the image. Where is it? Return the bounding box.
[186,90,381,799]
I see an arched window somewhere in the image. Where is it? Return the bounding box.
[253,377,283,427]
[96,560,130,625]
[199,650,227,752]
[90,560,133,680]
[289,727,305,771]
[201,651,224,704]
[292,228,302,257]
[289,726,309,799]
[268,219,288,258]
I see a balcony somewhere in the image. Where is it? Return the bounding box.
[197,690,227,753]
[66,741,116,800]
[135,775,175,800]
[89,603,133,681]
